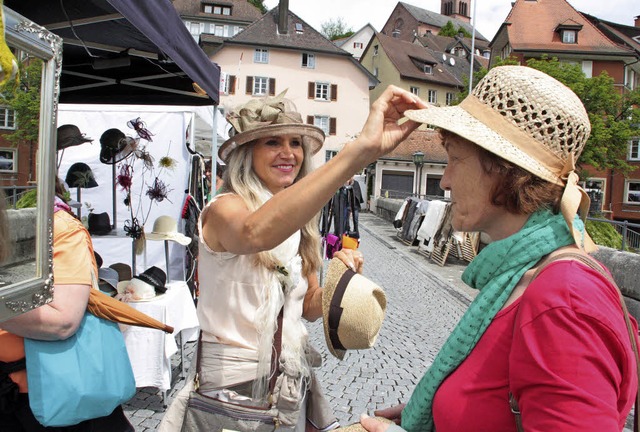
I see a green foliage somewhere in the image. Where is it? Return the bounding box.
[0,58,43,146]
[248,0,267,14]
[438,21,457,37]
[456,26,472,38]
[15,189,37,209]
[525,56,639,175]
[321,18,353,41]
[586,219,624,250]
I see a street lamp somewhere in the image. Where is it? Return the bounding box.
[412,151,424,198]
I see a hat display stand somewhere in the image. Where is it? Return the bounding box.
[112,163,117,229]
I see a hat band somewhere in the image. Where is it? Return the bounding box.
[459,96,565,185]
[328,268,355,351]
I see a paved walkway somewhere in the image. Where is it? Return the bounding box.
[121,211,634,431]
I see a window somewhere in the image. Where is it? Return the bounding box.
[354,42,363,49]
[325,150,338,162]
[410,86,419,96]
[428,90,437,104]
[630,138,640,161]
[562,30,576,44]
[211,5,231,15]
[203,5,212,13]
[295,23,304,34]
[0,148,16,172]
[314,116,330,134]
[253,77,268,95]
[582,60,593,78]
[426,176,444,197]
[315,83,329,101]
[214,25,224,36]
[584,178,605,214]
[189,22,201,37]
[501,43,512,60]
[301,53,315,69]
[625,181,640,204]
[246,76,275,96]
[446,92,454,106]
[254,48,269,64]
[220,73,236,95]
[423,64,433,74]
[222,6,231,15]
[373,45,379,56]
[0,107,15,129]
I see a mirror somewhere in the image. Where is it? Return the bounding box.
[0,7,61,322]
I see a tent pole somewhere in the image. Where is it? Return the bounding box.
[112,164,117,229]
[164,240,170,282]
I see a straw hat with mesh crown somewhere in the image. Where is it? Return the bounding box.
[404,65,596,251]
[218,90,324,162]
[322,258,386,360]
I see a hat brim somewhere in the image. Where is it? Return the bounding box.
[57,136,93,151]
[146,232,192,246]
[404,106,562,185]
[99,137,137,164]
[218,123,324,162]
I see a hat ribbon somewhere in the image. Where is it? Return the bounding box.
[559,154,597,252]
[226,90,302,135]
[328,268,356,351]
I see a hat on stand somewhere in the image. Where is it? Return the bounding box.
[117,266,167,302]
[65,162,98,189]
[57,124,93,151]
[88,212,112,236]
[98,267,119,297]
[322,258,387,360]
[145,215,192,246]
[99,128,138,164]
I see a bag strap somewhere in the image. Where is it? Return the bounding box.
[195,308,284,398]
[510,251,640,432]
[0,358,26,375]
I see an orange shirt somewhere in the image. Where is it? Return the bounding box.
[0,210,96,392]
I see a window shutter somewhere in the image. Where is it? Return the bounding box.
[329,117,337,135]
[228,75,236,95]
[331,84,338,101]
[308,82,314,99]
[246,76,253,95]
[307,115,313,125]
[268,78,276,96]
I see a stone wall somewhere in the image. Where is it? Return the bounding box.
[5,208,37,266]
[375,197,640,321]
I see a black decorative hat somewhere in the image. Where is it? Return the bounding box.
[99,128,137,164]
[65,162,98,188]
[57,124,92,151]
[88,212,113,236]
[134,266,167,294]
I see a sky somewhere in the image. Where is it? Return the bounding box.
[263,0,639,42]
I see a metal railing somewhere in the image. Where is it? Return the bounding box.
[586,216,640,252]
[1,185,36,209]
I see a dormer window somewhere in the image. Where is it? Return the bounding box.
[555,22,582,44]
[424,64,433,74]
[295,23,304,34]
[203,3,231,16]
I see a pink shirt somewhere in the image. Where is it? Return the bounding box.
[433,260,637,432]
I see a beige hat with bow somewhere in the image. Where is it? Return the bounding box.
[145,215,191,246]
[322,258,387,360]
[218,90,325,162]
[404,65,596,251]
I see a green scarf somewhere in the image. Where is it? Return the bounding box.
[401,209,583,431]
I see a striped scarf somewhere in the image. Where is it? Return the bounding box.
[402,209,582,431]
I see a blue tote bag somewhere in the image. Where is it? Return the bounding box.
[24,311,136,427]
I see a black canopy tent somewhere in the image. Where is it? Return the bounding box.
[6,0,220,106]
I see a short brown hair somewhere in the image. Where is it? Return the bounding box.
[442,130,564,215]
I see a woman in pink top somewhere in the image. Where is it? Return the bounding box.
[360,67,639,432]
[160,88,427,432]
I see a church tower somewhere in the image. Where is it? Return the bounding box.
[441,0,471,23]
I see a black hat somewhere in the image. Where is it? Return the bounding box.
[65,162,98,189]
[88,212,113,236]
[99,128,137,164]
[57,124,92,151]
[134,266,167,294]
[94,251,103,268]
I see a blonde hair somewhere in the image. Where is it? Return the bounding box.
[224,141,321,276]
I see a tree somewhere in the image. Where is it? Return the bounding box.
[438,21,458,37]
[320,18,354,41]
[456,26,472,38]
[0,57,42,145]
[248,0,267,14]
[525,56,640,174]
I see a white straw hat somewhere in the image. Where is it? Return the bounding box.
[404,65,595,251]
[145,215,191,246]
[322,258,387,360]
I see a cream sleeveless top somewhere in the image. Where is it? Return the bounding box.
[196,195,309,352]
